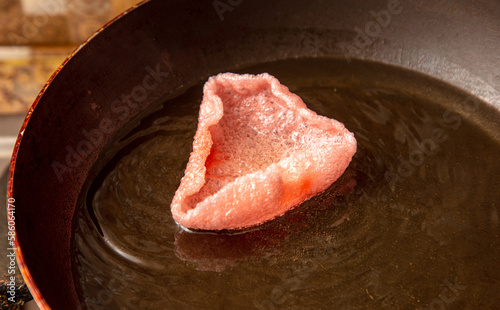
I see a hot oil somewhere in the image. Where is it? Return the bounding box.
[72,58,500,309]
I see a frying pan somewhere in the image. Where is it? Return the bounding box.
[8,0,500,309]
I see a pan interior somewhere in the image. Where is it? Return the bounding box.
[71,58,500,309]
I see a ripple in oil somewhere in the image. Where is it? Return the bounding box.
[71,58,500,310]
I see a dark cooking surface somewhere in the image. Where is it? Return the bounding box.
[72,59,500,309]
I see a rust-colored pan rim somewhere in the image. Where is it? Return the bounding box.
[6,1,149,309]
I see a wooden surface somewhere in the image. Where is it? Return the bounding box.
[0,0,138,115]
[0,0,138,46]
[0,47,71,114]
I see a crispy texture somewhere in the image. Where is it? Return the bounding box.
[170,73,356,230]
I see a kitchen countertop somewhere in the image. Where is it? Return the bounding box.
[0,0,139,115]
[0,0,138,46]
[0,46,71,115]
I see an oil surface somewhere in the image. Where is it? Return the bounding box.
[72,58,500,310]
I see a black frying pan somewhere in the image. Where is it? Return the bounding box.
[8,0,500,309]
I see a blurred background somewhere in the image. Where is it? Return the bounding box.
[0,0,138,309]
[0,0,140,115]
